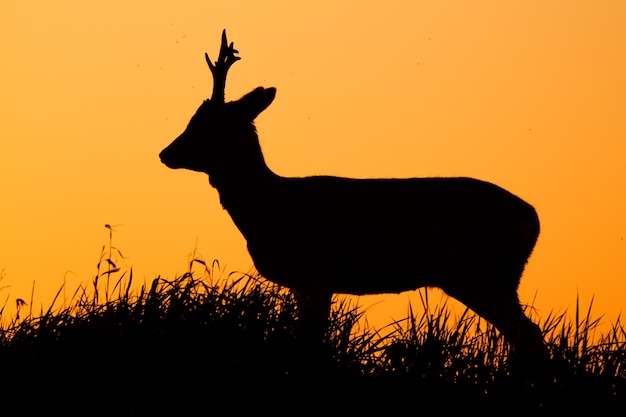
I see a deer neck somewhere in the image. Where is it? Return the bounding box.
[209,162,278,241]
[208,154,277,206]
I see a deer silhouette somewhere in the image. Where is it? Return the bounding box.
[160,30,549,361]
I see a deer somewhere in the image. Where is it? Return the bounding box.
[159,30,549,364]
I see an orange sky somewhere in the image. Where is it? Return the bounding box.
[1,1,625,333]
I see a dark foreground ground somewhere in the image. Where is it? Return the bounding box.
[0,273,624,415]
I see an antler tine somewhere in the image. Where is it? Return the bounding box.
[206,29,241,103]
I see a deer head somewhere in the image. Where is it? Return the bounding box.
[159,30,276,175]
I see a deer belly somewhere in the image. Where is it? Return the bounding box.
[245,233,435,295]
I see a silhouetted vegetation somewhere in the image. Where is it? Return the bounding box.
[0,250,624,415]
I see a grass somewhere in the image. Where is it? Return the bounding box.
[0,242,624,415]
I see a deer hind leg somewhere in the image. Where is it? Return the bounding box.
[444,283,549,365]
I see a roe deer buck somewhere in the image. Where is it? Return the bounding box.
[160,30,549,361]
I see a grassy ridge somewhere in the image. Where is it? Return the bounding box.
[0,255,625,415]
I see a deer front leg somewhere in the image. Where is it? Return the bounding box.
[292,286,333,348]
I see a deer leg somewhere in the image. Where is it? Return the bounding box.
[293,286,333,346]
[444,283,549,365]
[286,286,334,379]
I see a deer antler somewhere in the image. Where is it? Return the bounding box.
[206,29,241,103]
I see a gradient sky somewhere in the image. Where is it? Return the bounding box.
[1,1,625,333]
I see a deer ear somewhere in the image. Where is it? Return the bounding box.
[238,87,276,120]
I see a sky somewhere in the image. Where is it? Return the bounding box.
[1,1,625,334]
